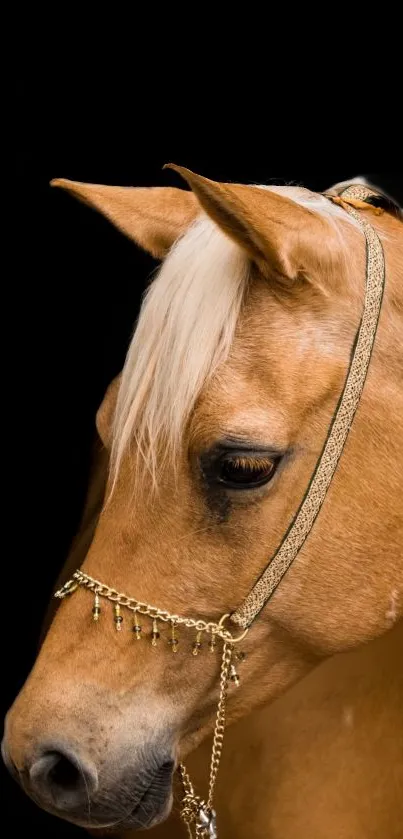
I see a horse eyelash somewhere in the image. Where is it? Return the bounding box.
[225,456,275,472]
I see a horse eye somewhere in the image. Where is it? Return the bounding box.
[217,454,279,489]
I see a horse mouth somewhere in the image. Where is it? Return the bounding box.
[68,764,175,831]
[83,784,174,832]
[114,772,174,831]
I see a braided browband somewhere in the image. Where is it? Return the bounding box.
[231,185,386,628]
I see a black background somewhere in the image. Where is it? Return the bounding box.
[6,94,403,837]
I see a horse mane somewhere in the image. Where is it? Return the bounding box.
[111,187,359,484]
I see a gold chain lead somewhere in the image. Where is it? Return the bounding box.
[178,641,234,837]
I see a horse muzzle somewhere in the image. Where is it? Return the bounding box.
[2,733,175,829]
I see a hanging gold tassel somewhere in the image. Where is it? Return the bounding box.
[114,603,123,631]
[192,630,203,656]
[92,591,101,622]
[209,633,217,653]
[229,663,240,687]
[151,618,160,646]
[132,610,142,640]
[169,621,179,653]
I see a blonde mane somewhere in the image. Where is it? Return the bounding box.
[111,188,357,483]
[111,215,250,481]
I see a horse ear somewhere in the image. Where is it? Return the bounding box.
[165,165,332,281]
[50,179,199,259]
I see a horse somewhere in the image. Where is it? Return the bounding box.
[3,170,402,839]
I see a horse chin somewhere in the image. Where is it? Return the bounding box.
[85,790,174,832]
[59,789,174,832]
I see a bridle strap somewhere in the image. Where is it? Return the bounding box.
[231,185,386,630]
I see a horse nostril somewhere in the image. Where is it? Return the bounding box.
[29,747,98,811]
[48,752,80,789]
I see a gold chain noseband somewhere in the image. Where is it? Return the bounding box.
[55,187,386,838]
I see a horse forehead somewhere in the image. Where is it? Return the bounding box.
[194,319,342,442]
[192,365,303,449]
[223,311,333,388]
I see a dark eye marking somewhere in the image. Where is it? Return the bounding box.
[199,438,285,521]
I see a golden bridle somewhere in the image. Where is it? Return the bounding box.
[55,186,386,838]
